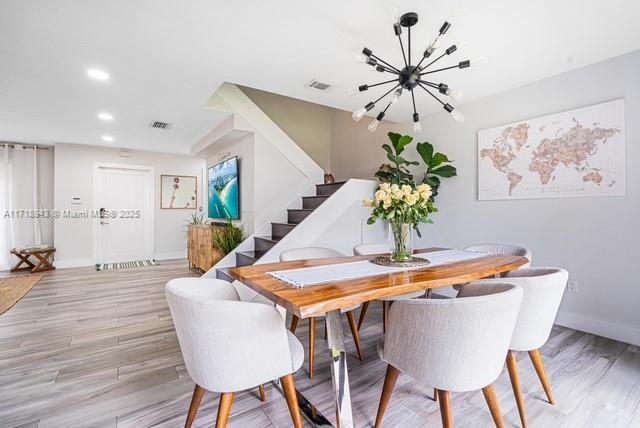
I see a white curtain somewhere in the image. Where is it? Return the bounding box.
[0,144,54,270]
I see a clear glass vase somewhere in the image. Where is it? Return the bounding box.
[388,222,414,262]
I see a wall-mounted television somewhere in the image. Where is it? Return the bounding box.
[208,156,239,220]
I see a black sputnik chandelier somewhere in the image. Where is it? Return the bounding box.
[350,11,486,132]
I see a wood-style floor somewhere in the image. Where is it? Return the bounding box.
[0,260,639,427]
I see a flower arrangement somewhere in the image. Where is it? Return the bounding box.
[364,132,457,262]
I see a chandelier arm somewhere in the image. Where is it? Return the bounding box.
[397,34,409,68]
[420,64,460,75]
[382,101,393,114]
[410,88,417,115]
[418,52,447,71]
[367,78,399,89]
[376,65,401,75]
[370,54,402,74]
[417,79,440,89]
[408,26,411,65]
[373,84,401,105]
[417,82,447,106]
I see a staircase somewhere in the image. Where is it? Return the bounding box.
[216,181,345,281]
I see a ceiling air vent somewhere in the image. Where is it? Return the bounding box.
[148,120,172,130]
[305,79,332,92]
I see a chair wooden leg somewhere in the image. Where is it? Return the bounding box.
[280,373,303,428]
[383,301,391,333]
[433,388,438,402]
[290,315,300,333]
[308,317,316,378]
[506,351,528,428]
[374,364,401,428]
[185,384,205,428]
[529,349,555,404]
[482,384,505,428]
[346,310,364,360]
[357,301,370,331]
[258,384,266,402]
[437,390,453,428]
[215,392,234,428]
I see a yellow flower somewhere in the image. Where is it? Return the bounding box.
[391,190,403,200]
[417,183,432,200]
[362,199,375,208]
[401,184,412,195]
[405,193,417,206]
[375,190,386,201]
[390,184,400,193]
[383,196,393,206]
[380,182,391,192]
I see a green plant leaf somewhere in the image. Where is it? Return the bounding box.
[424,175,441,188]
[429,152,450,168]
[367,217,377,225]
[416,142,434,164]
[394,135,413,155]
[382,144,393,155]
[387,132,401,148]
[430,164,457,177]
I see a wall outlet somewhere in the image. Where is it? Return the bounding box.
[567,279,579,293]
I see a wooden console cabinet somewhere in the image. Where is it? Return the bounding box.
[187,224,225,272]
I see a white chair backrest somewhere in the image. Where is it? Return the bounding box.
[382,282,523,392]
[353,243,389,256]
[279,247,344,261]
[465,243,532,268]
[460,268,568,351]
[166,278,294,392]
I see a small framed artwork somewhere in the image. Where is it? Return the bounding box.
[161,175,197,209]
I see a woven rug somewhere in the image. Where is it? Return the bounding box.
[96,259,157,271]
[0,274,43,315]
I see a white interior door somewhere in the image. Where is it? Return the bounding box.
[95,165,153,263]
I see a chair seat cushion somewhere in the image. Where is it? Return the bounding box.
[287,330,304,371]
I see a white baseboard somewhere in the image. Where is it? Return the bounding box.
[555,310,640,347]
[155,251,187,260]
[55,258,95,269]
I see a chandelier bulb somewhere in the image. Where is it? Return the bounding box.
[413,121,423,133]
[352,107,367,122]
[390,89,402,104]
[470,56,489,66]
[368,119,380,132]
[451,110,465,123]
[447,87,464,101]
[354,52,368,63]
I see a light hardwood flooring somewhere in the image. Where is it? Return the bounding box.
[0,260,639,427]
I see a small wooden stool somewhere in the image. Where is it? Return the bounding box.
[10,246,56,273]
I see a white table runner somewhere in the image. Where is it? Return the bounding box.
[267,249,488,288]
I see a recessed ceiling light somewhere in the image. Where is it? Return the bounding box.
[87,68,110,81]
[101,135,114,142]
[97,112,114,121]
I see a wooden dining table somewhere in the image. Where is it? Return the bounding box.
[230,248,528,428]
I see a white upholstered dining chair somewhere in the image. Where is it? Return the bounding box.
[459,268,568,428]
[465,243,532,268]
[165,278,304,428]
[453,243,532,292]
[353,243,426,332]
[374,282,523,428]
[279,247,364,378]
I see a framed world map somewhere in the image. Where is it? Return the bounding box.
[478,99,625,200]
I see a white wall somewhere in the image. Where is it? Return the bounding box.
[240,86,333,172]
[330,50,640,345]
[54,143,205,267]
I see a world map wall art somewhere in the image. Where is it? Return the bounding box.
[477,99,625,200]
